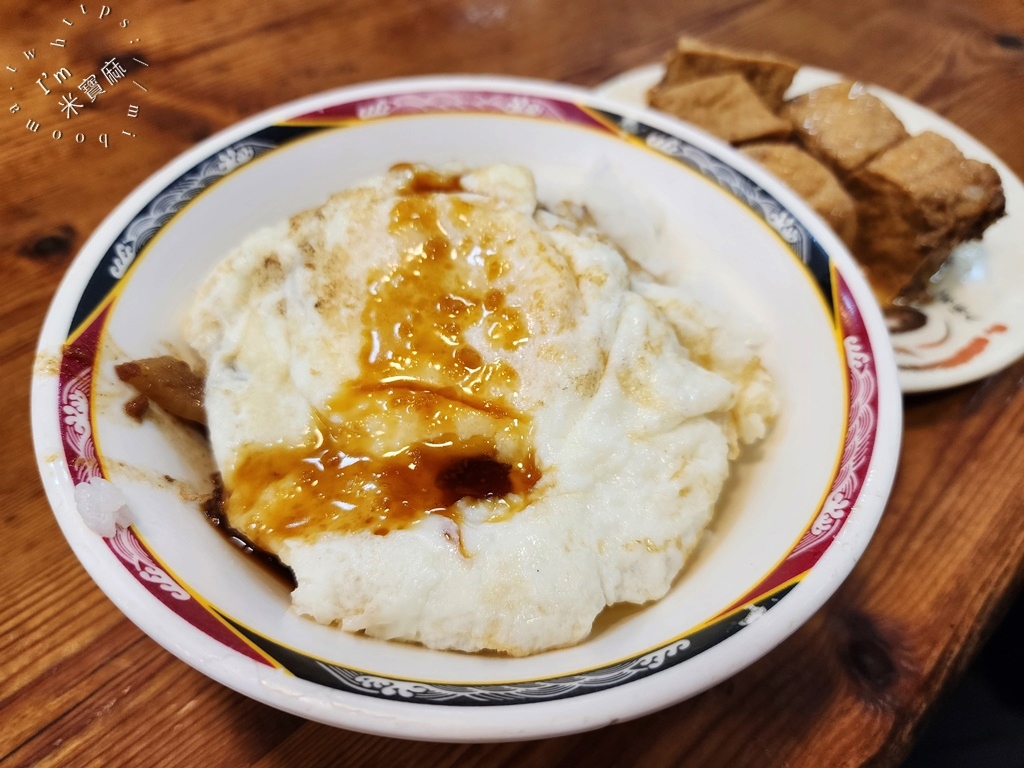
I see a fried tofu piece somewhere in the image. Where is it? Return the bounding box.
[782,81,910,178]
[649,73,792,144]
[846,131,1006,302]
[741,142,858,248]
[654,36,799,110]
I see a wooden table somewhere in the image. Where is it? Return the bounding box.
[3,0,1023,765]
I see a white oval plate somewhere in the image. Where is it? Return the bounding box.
[597,64,1024,393]
[32,75,901,742]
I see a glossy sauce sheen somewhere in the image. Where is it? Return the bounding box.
[229,168,540,550]
[202,474,297,588]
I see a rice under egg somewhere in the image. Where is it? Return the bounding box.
[184,163,776,656]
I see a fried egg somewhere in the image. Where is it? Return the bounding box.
[184,163,775,655]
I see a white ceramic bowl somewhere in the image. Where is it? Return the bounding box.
[32,75,901,742]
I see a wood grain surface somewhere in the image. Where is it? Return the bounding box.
[3,0,1024,765]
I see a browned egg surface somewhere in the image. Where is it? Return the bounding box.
[228,168,540,549]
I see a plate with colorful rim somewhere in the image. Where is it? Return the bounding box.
[596,64,1024,394]
[32,75,901,741]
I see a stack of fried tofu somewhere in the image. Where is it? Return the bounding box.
[648,37,1006,304]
